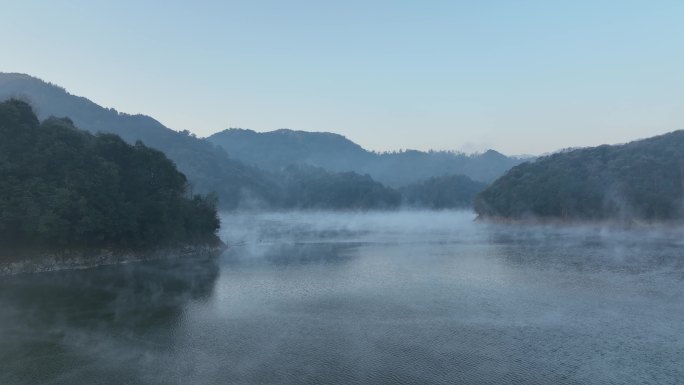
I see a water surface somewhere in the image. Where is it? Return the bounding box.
[1,211,683,384]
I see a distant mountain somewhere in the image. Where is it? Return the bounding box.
[208,128,373,171]
[0,73,523,212]
[278,165,401,210]
[0,73,410,211]
[0,73,277,209]
[208,129,528,187]
[400,174,488,209]
[475,131,684,222]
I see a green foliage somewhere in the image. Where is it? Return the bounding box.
[475,132,684,221]
[400,174,487,209]
[0,73,279,210]
[278,165,401,210]
[0,100,220,252]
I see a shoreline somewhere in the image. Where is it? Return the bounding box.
[475,214,684,231]
[0,243,226,276]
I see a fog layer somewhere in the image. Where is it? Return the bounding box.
[2,211,682,384]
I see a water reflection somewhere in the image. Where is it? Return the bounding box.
[222,242,360,267]
[485,222,684,274]
[0,255,218,385]
[2,212,683,385]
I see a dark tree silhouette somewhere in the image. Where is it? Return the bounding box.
[475,131,684,222]
[0,99,220,255]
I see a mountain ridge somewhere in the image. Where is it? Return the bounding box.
[0,72,524,210]
[208,127,526,187]
[0,72,280,209]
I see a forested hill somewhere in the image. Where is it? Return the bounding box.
[475,130,684,222]
[400,175,488,209]
[277,165,401,210]
[0,99,220,254]
[209,128,372,172]
[0,73,512,211]
[0,73,277,209]
[208,129,527,187]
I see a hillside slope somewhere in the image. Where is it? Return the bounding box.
[475,131,684,221]
[0,99,220,254]
[208,129,527,187]
[0,73,277,209]
[400,175,488,209]
[0,73,512,211]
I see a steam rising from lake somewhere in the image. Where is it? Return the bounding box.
[2,211,683,384]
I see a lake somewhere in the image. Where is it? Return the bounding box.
[1,211,682,384]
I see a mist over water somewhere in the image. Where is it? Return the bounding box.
[2,211,683,384]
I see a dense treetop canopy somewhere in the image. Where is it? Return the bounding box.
[0,73,279,210]
[279,165,401,210]
[475,131,684,222]
[400,174,487,209]
[0,99,220,252]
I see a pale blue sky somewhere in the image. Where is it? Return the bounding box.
[2,0,683,154]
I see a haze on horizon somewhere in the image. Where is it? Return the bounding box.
[1,0,683,155]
